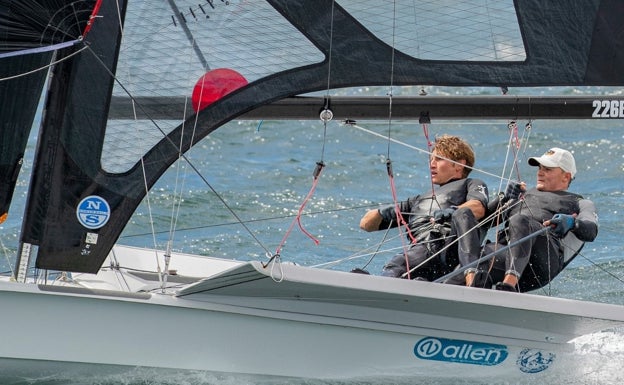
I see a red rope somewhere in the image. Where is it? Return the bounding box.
[508,121,523,180]
[383,121,442,279]
[387,160,417,244]
[386,159,417,279]
[275,162,324,255]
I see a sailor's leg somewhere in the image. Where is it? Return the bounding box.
[505,214,542,278]
[518,236,564,292]
[451,207,483,267]
[381,244,430,279]
[446,207,485,285]
[469,242,506,288]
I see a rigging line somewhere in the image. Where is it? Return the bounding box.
[0,43,88,82]
[115,0,123,38]
[497,92,521,192]
[486,119,534,270]
[0,237,15,278]
[515,121,534,181]
[496,91,521,192]
[274,1,339,256]
[483,195,517,265]
[274,98,331,253]
[576,253,624,286]
[497,121,519,193]
[481,197,524,274]
[348,123,506,181]
[167,0,209,69]
[385,0,397,159]
[434,227,551,283]
[388,163,418,245]
[384,1,418,278]
[508,120,523,181]
[501,119,533,192]
[108,0,164,278]
[43,4,92,43]
[137,154,165,279]
[177,149,273,255]
[484,0,499,61]
[113,0,139,121]
[518,120,533,171]
[316,0,337,161]
[421,120,436,194]
[516,230,558,296]
[514,97,534,167]
[166,40,203,250]
[83,47,274,258]
[120,202,389,239]
[324,0,336,97]
[361,224,394,270]
[405,198,523,278]
[104,248,133,291]
[274,161,325,256]
[508,97,534,184]
[160,45,203,289]
[314,234,455,270]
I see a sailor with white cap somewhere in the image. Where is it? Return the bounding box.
[528,147,577,189]
[474,147,598,292]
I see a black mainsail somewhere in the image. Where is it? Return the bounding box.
[1,0,623,274]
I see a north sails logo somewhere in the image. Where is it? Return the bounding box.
[414,337,508,366]
[76,195,111,229]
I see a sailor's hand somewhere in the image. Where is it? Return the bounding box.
[546,213,576,237]
[504,181,525,202]
[433,207,456,223]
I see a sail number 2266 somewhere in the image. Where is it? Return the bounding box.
[592,100,624,118]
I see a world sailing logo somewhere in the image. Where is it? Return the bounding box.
[76,195,111,229]
[414,337,508,366]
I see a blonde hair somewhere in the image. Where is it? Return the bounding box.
[433,135,475,178]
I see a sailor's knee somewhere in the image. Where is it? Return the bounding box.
[381,259,407,277]
[508,213,531,227]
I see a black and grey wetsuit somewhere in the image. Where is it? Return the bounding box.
[482,188,598,291]
[378,178,488,282]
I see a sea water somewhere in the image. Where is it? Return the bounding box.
[1,88,623,384]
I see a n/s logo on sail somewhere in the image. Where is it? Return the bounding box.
[414,337,508,366]
[76,195,111,229]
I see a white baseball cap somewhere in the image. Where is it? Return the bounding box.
[528,147,576,178]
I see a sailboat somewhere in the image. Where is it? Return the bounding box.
[0,0,623,382]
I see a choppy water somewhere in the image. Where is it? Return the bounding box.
[1,87,623,384]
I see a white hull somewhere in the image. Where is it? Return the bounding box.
[1,245,622,382]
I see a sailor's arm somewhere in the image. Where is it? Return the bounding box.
[457,199,486,220]
[571,199,599,242]
[544,199,598,241]
[461,178,489,221]
[360,209,383,232]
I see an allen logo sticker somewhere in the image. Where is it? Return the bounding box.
[414,337,508,366]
